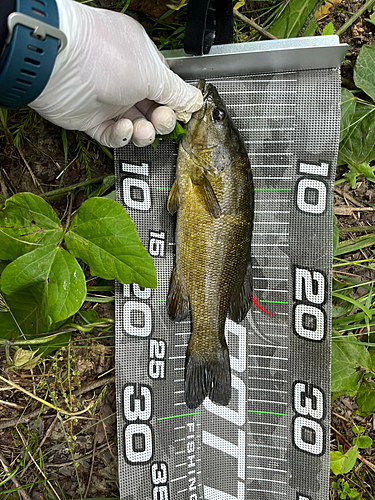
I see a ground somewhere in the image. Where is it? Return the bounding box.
[0,0,375,499]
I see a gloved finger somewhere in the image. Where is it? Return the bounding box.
[123,106,156,147]
[136,100,176,135]
[144,51,203,121]
[85,118,134,148]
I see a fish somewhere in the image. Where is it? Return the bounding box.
[167,80,254,409]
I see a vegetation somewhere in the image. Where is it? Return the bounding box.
[0,0,375,499]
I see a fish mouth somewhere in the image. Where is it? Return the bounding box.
[191,79,209,121]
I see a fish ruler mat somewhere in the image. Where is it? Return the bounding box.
[114,37,347,500]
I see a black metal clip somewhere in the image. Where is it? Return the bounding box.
[184,0,233,56]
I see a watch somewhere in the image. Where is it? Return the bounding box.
[0,0,67,110]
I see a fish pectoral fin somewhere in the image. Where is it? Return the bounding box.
[191,170,221,219]
[167,179,180,215]
[167,266,190,321]
[185,341,231,409]
[228,260,253,323]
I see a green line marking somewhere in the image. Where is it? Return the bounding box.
[155,187,170,191]
[157,412,200,421]
[259,299,288,304]
[255,188,291,191]
[248,410,287,416]
[157,298,166,302]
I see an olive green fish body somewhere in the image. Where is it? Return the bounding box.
[167,82,254,409]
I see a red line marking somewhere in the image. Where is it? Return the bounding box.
[252,294,274,316]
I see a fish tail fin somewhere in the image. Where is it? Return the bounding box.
[184,341,231,409]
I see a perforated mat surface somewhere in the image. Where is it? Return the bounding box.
[114,66,341,500]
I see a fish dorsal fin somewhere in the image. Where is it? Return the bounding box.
[228,256,253,324]
[167,266,190,321]
[191,166,221,219]
[167,179,179,215]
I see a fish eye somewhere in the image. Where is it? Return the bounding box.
[212,107,225,121]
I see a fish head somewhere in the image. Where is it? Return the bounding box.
[182,80,245,174]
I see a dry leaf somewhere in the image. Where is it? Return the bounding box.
[315,0,342,21]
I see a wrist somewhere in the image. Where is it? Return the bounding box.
[0,0,67,109]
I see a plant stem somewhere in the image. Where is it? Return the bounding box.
[39,175,108,200]
[336,0,375,36]
[339,225,375,233]
[297,0,322,37]
[233,9,278,40]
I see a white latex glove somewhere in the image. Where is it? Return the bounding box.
[29,0,203,148]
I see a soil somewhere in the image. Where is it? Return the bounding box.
[0,1,375,499]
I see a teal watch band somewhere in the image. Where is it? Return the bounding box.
[0,0,67,110]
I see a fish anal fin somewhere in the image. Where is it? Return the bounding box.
[167,266,190,321]
[167,179,179,215]
[228,259,253,323]
[191,167,221,219]
[184,341,231,409]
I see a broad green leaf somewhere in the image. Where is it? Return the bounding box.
[330,447,358,475]
[340,88,356,143]
[322,22,334,35]
[331,333,371,396]
[344,161,375,188]
[353,435,373,448]
[340,101,375,164]
[0,285,54,339]
[0,245,86,324]
[356,381,375,416]
[341,446,359,474]
[65,198,157,288]
[330,450,346,475]
[354,43,375,102]
[269,0,317,38]
[0,192,63,261]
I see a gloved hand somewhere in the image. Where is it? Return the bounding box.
[30,0,203,148]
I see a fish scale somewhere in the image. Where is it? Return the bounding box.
[114,38,347,500]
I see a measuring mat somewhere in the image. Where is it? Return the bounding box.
[114,37,347,500]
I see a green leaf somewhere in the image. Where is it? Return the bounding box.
[65,198,157,288]
[341,446,359,474]
[335,233,375,256]
[354,43,375,102]
[0,245,86,324]
[12,348,43,370]
[356,380,375,416]
[88,174,115,198]
[104,190,116,201]
[340,102,375,165]
[343,161,375,188]
[333,212,339,256]
[0,193,63,261]
[340,88,357,143]
[330,450,347,475]
[331,333,371,396]
[0,286,56,339]
[331,446,359,475]
[332,292,372,319]
[152,121,186,151]
[269,0,317,38]
[353,435,373,448]
[322,22,334,35]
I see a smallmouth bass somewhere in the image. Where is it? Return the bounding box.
[167,80,254,409]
